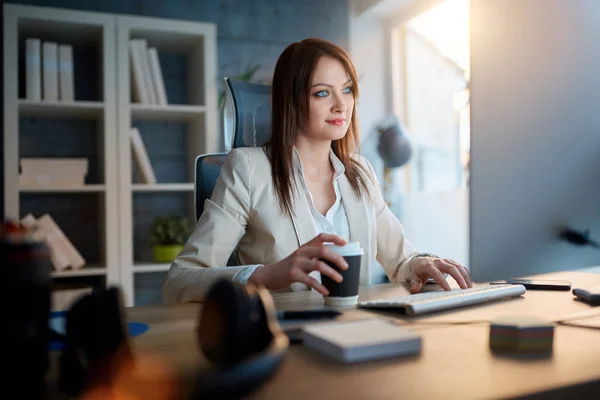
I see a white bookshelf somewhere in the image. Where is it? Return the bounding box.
[3,4,120,307]
[18,99,105,118]
[116,14,218,306]
[51,266,107,278]
[131,104,206,121]
[19,184,106,193]
[132,183,194,192]
[3,4,218,307]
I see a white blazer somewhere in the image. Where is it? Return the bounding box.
[161,147,419,304]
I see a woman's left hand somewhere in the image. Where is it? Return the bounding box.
[408,257,472,294]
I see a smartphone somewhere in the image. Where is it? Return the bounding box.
[572,287,600,305]
[490,279,571,291]
[277,309,342,344]
[277,309,341,321]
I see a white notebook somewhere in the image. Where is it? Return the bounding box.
[302,319,422,363]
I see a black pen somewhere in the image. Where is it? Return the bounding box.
[277,309,341,320]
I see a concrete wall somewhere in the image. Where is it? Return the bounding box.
[349,2,389,180]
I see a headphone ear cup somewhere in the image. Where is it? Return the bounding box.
[58,287,132,396]
[198,279,256,367]
[194,280,289,399]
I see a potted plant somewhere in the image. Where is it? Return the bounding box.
[150,216,192,263]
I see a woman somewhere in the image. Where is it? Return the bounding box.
[161,38,472,305]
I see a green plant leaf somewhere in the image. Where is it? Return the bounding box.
[218,63,261,109]
[237,64,260,81]
[150,215,192,246]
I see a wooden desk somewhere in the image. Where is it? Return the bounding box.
[122,271,600,399]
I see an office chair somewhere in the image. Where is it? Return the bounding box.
[193,78,272,266]
[223,77,272,150]
[194,152,228,221]
[195,77,272,221]
[194,152,238,266]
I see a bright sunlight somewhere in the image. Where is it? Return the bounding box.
[407,0,470,77]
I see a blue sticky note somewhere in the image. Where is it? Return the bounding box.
[49,311,148,350]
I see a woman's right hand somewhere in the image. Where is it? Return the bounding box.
[248,233,349,295]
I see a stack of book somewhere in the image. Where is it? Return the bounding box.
[129,38,168,105]
[19,158,88,188]
[20,213,86,272]
[25,38,74,102]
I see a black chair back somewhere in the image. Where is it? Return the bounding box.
[195,153,228,221]
[223,77,272,149]
[194,153,238,266]
[192,78,272,267]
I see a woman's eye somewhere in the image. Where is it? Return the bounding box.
[314,90,329,97]
[343,86,353,94]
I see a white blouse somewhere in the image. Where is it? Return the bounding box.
[232,148,349,284]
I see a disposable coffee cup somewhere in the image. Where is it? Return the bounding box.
[320,242,364,307]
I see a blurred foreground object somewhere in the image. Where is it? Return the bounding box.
[59,279,288,400]
[59,286,179,399]
[192,279,289,399]
[1,219,52,399]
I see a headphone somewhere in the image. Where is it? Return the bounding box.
[57,279,290,399]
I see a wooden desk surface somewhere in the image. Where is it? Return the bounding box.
[124,271,600,399]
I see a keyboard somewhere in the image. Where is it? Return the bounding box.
[357,284,526,316]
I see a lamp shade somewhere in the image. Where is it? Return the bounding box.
[376,117,412,168]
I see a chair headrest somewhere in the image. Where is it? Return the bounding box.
[223,77,272,150]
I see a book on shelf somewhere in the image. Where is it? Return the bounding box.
[130,127,157,184]
[147,47,168,105]
[42,41,59,101]
[58,44,74,102]
[129,38,168,105]
[136,39,157,104]
[28,39,74,102]
[25,38,42,101]
[129,38,158,104]
[19,158,88,187]
[129,39,150,104]
[20,213,86,271]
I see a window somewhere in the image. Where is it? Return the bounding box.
[391,0,470,193]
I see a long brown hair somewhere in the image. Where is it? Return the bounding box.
[265,37,371,216]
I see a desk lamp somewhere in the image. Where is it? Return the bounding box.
[376,115,413,203]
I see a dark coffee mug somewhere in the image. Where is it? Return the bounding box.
[320,242,364,306]
[1,239,52,399]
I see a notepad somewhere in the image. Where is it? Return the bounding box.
[302,319,422,363]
